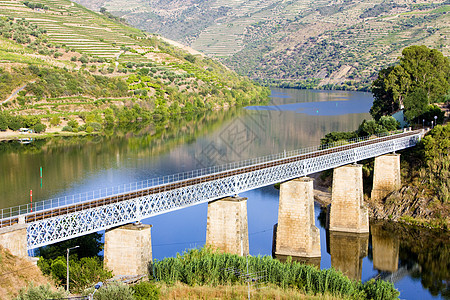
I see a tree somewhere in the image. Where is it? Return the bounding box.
[370,66,398,120]
[357,119,385,136]
[377,115,400,131]
[403,87,428,122]
[36,232,103,260]
[0,112,8,131]
[370,46,450,121]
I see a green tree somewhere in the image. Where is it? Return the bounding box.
[370,67,398,120]
[370,46,449,121]
[357,119,385,136]
[36,233,103,260]
[33,123,47,133]
[0,112,9,131]
[377,115,400,131]
[403,87,429,122]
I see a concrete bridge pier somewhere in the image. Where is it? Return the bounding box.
[329,164,369,233]
[371,223,399,272]
[371,154,401,201]
[104,223,152,276]
[0,222,27,257]
[273,177,321,262]
[205,196,249,256]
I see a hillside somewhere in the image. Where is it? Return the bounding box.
[0,246,54,299]
[75,0,450,90]
[0,0,269,135]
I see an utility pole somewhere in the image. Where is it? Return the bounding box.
[66,245,79,293]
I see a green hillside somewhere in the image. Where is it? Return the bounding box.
[80,0,450,90]
[0,0,269,134]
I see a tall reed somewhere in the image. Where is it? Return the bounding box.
[150,247,399,299]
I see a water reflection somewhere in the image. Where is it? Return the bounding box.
[327,230,369,281]
[371,223,399,272]
[370,222,450,299]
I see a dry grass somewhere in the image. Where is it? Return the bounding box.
[0,246,54,300]
[158,282,343,300]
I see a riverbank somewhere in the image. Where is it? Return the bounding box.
[313,124,449,231]
[0,128,91,141]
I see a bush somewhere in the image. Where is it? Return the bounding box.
[131,281,160,300]
[87,122,102,131]
[67,119,78,128]
[0,112,8,131]
[84,281,134,300]
[15,282,67,300]
[8,116,25,131]
[85,126,93,133]
[62,125,73,132]
[49,116,60,126]
[33,123,46,133]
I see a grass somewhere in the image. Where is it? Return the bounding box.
[158,282,343,299]
[152,247,400,299]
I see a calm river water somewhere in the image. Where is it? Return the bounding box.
[0,89,447,299]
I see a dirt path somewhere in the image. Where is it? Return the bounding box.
[1,81,36,105]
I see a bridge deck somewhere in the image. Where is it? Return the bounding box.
[0,129,422,230]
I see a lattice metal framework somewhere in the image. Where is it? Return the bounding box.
[25,132,422,249]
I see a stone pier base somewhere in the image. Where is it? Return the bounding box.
[330,164,369,233]
[104,223,152,276]
[0,224,27,257]
[328,231,369,281]
[274,178,320,259]
[371,223,399,272]
[371,154,401,201]
[206,197,249,256]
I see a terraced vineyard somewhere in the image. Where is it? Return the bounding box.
[0,0,269,136]
[77,0,450,90]
[0,0,142,59]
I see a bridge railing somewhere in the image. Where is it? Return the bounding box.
[0,129,419,223]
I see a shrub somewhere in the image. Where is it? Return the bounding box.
[84,281,134,300]
[87,122,102,131]
[62,125,73,132]
[67,119,78,128]
[33,123,46,133]
[131,281,160,300]
[8,116,25,131]
[85,126,93,133]
[15,282,67,300]
[49,116,60,126]
[0,112,8,131]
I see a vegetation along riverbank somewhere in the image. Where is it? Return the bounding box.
[6,240,400,300]
[319,46,449,230]
[0,1,270,140]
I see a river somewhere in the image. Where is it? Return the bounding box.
[0,88,447,299]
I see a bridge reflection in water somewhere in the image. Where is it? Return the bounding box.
[327,231,369,281]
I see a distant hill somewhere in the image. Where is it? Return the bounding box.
[75,0,450,90]
[0,0,269,127]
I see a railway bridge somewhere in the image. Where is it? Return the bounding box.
[0,129,425,276]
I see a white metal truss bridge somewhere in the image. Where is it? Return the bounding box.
[0,129,425,250]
